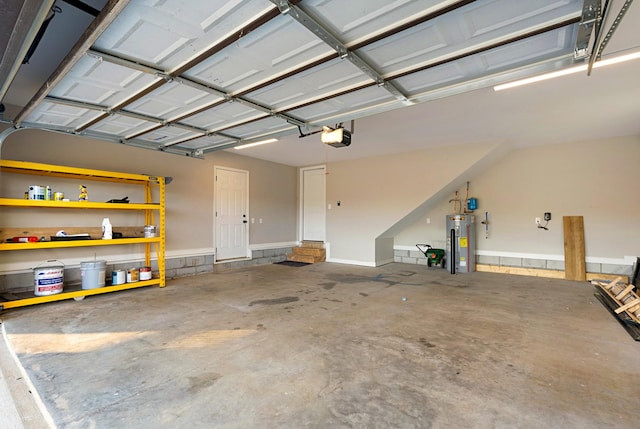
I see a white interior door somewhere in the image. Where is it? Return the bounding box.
[302,166,326,241]
[215,167,249,260]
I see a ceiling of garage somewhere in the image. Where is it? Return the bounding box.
[1,0,639,167]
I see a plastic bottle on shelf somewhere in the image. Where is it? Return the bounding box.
[102,218,112,240]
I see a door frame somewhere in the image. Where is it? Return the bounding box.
[214,165,250,262]
[298,164,326,242]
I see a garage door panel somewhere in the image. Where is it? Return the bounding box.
[185,16,332,93]
[179,102,266,131]
[85,114,159,138]
[394,26,577,94]
[24,102,102,130]
[94,0,274,71]
[245,59,372,110]
[126,81,220,120]
[356,0,582,76]
[48,55,158,107]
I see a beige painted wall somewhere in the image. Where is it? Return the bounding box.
[0,128,297,271]
[4,125,636,272]
[394,135,640,261]
[324,141,506,265]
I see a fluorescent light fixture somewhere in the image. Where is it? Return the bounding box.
[234,138,278,150]
[494,50,640,91]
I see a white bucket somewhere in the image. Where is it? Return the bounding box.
[81,260,106,290]
[34,261,64,296]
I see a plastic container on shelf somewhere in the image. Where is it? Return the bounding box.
[34,260,64,296]
[81,260,106,289]
[102,218,112,239]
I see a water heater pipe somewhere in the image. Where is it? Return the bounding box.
[450,228,456,275]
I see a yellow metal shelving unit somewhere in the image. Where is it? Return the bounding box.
[0,160,166,310]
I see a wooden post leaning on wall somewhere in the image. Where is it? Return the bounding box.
[563,216,586,281]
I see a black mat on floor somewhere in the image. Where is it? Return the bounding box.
[594,288,640,341]
[274,261,311,267]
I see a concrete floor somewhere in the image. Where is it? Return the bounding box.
[1,262,639,428]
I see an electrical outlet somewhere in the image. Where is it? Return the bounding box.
[535,217,541,225]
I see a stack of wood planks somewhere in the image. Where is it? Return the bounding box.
[593,277,640,340]
[287,241,326,264]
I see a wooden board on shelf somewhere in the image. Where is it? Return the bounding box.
[0,226,147,242]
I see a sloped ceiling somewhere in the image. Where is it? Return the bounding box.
[1,0,639,166]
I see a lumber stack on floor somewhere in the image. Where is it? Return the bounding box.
[287,241,326,264]
[592,277,640,324]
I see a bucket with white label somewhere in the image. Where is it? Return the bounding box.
[34,261,64,296]
[81,260,106,289]
[139,266,152,281]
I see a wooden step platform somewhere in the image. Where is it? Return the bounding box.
[287,241,325,264]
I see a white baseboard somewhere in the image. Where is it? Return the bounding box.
[249,241,297,251]
[326,258,376,267]
[394,245,635,266]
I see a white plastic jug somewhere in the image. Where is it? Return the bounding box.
[102,218,112,240]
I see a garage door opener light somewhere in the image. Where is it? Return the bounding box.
[321,126,351,148]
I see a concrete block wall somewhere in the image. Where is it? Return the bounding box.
[214,247,292,271]
[394,249,431,266]
[164,254,216,279]
[393,249,633,276]
[0,246,293,294]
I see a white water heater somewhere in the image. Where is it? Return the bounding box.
[446,214,476,274]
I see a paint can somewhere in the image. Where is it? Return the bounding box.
[127,268,139,283]
[144,225,156,238]
[81,260,106,289]
[139,266,152,281]
[28,185,45,200]
[111,270,126,285]
[33,260,64,296]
